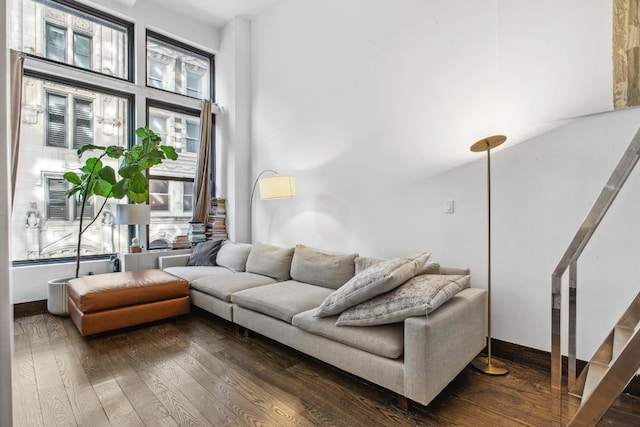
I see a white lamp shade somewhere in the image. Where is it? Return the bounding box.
[116,204,150,225]
[258,175,296,200]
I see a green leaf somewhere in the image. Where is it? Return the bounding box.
[135,127,152,139]
[161,145,178,160]
[98,166,117,185]
[85,157,103,174]
[131,145,142,159]
[127,189,148,203]
[119,164,139,178]
[105,146,125,159]
[93,179,113,198]
[130,173,148,194]
[66,186,82,199]
[111,179,128,199]
[63,172,82,185]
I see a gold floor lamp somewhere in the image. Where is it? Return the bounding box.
[470,135,509,376]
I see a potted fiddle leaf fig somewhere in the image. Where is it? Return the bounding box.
[63,126,178,278]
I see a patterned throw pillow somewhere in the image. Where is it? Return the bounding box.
[336,274,470,326]
[314,252,431,317]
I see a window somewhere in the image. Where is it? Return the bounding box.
[149,180,169,211]
[185,121,199,153]
[45,94,94,149]
[147,102,208,245]
[73,32,92,69]
[11,0,133,80]
[186,70,201,98]
[11,2,216,264]
[14,74,131,262]
[46,93,67,147]
[148,59,166,90]
[73,99,93,148]
[46,178,68,220]
[149,113,168,142]
[183,182,193,212]
[46,24,67,63]
[146,31,212,99]
[46,176,93,221]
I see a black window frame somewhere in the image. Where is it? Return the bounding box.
[32,0,135,82]
[145,99,216,247]
[145,30,215,100]
[14,69,135,266]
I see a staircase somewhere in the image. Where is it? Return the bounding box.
[551,126,640,426]
[567,292,640,426]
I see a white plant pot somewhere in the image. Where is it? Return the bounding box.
[47,277,72,316]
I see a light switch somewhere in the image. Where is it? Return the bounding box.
[444,200,454,214]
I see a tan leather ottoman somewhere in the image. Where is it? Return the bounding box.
[67,269,190,336]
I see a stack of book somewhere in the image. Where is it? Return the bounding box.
[188,222,206,245]
[208,198,228,241]
[172,235,191,249]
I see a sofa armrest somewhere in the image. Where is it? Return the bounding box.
[403,287,487,406]
[159,254,191,269]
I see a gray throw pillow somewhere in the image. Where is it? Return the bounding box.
[187,239,223,266]
[314,252,431,317]
[245,243,295,281]
[290,244,358,289]
[216,241,253,272]
[336,274,470,326]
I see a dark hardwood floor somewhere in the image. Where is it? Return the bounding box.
[12,311,640,426]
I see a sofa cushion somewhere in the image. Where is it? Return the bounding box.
[232,281,333,323]
[336,274,470,326]
[245,243,294,281]
[191,272,277,302]
[290,244,357,289]
[216,241,253,272]
[315,252,431,317]
[292,309,404,359]
[162,265,232,283]
[187,239,223,266]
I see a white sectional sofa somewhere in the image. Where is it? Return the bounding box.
[159,241,487,408]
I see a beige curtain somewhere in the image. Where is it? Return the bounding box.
[192,99,212,224]
[10,49,24,209]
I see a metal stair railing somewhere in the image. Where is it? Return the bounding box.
[551,126,640,425]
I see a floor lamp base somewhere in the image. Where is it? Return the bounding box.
[471,355,509,376]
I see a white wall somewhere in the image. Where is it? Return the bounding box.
[216,18,252,243]
[251,0,634,358]
[12,259,113,303]
[1,0,14,421]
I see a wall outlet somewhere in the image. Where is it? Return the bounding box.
[444,200,454,214]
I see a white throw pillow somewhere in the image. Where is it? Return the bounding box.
[336,274,470,326]
[314,252,430,317]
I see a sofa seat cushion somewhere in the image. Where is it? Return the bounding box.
[68,269,189,313]
[292,309,404,359]
[231,281,333,323]
[162,266,232,283]
[191,272,277,302]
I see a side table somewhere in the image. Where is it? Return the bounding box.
[47,277,70,316]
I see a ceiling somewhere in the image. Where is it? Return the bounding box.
[109,0,281,27]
